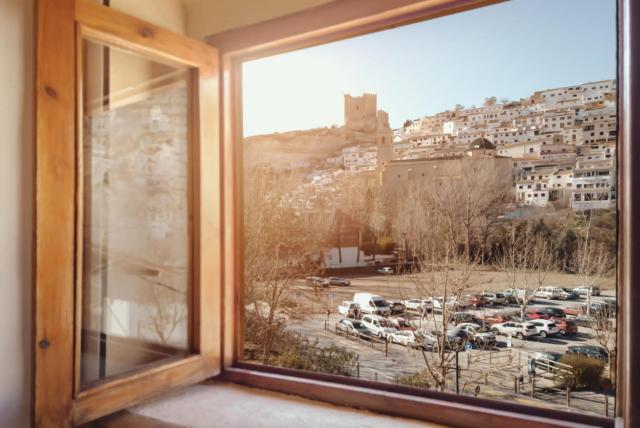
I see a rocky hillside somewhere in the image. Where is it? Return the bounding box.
[244,127,376,170]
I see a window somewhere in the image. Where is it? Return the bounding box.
[32,0,637,426]
[35,1,221,425]
[235,0,621,424]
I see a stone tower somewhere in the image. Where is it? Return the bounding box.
[376,110,393,167]
[344,93,378,132]
[344,93,393,167]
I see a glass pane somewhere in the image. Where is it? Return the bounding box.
[80,39,191,387]
[241,0,617,418]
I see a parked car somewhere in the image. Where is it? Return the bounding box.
[388,316,414,331]
[432,297,458,313]
[444,328,472,350]
[335,319,374,339]
[552,318,578,335]
[457,323,496,348]
[568,314,597,327]
[451,312,484,326]
[526,307,566,320]
[361,314,398,339]
[569,314,615,329]
[524,308,552,320]
[478,312,510,325]
[565,302,610,316]
[560,288,580,300]
[328,277,351,286]
[377,267,394,275]
[567,345,609,362]
[503,288,535,304]
[353,293,391,316]
[388,300,406,315]
[535,287,565,300]
[389,330,422,348]
[338,301,360,318]
[491,321,538,340]
[529,319,559,338]
[403,298,434,313]
[585,302,612,317]
[458,294,485,308]
[562,306,582,316]
[574,285,601,296]
[305,276,329,288]
[413,330,440,351]
[479,292,505,306]
[502,289,519,304]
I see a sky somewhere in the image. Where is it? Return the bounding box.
[242,0,616,137]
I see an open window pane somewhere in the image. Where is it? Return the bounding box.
[241,0,617,418]
[80,39,192,387]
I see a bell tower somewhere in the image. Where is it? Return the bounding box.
[376,110,393,166]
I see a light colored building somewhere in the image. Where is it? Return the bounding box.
[571,159,616,210]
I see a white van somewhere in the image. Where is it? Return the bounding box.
[353,293,391,316]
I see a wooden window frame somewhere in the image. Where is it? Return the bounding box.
[34,1,221,426]
[213,0,639,427]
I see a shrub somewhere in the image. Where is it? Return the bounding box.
[395,369,433,389]
[557,354,604,389]
[274,342,359,376]
[377,236,395,255]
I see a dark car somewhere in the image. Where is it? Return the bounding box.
[581,302,611,316]
[328,277,351,286]
[336,319,374,340]
[450,312,484,326]
[538,307,567,318]
[569,314,614,330]
[561,288,580,300]
[567,345,609,362]
[569,314,597,327]
[388,300,406,315]
[433,329,471,350]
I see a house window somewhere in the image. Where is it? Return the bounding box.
[221,0,629,426]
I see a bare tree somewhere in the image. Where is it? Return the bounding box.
[395,179,477,392]
[571,212,614,315]
[484,96,497,107]
[497,224,557,319]
[143,283,187,344]
[244,167,333,361]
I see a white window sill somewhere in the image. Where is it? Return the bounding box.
[123,380,443,428]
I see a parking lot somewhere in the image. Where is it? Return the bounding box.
[284,270,616,417]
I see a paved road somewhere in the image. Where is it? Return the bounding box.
[283,273,616,417]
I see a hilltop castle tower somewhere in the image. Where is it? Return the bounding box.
[344,93,393,167]
[344,93,378,132]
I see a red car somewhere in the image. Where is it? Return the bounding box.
[460,294,485,308]
[389,316,414,331]
[479,312,509,324]
[552,318,578,335]
[525,308,552,320]
[562,306,581,316]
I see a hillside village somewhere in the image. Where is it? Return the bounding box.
[248,79,617,213]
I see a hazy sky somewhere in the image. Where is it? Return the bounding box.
[242,0,616,137]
